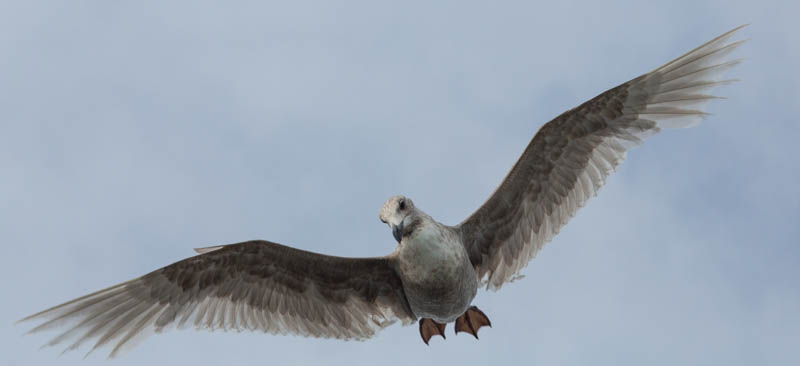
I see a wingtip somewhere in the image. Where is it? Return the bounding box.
[722,24,750,38]
[732,23,750,32]
[193,245,224,254]
[16,310,45,325]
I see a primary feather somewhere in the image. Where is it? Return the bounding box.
[458,25,747,290]
[19,25,746,357]
[20,241,415,358]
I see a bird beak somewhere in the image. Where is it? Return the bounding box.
[392,222,404,243]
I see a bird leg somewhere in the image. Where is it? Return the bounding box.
[454,306,491,339]
[418,318,446,345]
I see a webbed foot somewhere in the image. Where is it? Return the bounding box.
[419,318,446,345]
[454,306,491,339]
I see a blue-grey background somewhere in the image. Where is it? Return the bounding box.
[2,1,798,365]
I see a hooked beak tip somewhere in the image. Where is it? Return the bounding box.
[392,223,403,243]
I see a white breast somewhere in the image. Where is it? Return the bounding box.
[394,218,478,322]
[403,224,460,269]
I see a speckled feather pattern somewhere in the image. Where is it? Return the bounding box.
[457,26,746,290]
[18,26,745,357]
[21,241,415,357]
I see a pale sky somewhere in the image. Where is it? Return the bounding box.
[2,1,799,365]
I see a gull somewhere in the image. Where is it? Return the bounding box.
[19,25,746,357]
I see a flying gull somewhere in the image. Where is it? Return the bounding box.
[19,25,746,357]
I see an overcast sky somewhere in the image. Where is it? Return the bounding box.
[2,1,798,365]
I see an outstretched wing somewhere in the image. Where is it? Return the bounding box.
[20,240,415,357]
[458,26,746,290]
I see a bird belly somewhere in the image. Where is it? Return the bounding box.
[396,224,478,323]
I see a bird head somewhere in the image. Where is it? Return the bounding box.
[379,195,416,243]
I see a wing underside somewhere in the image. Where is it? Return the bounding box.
[20,240,415,357]
[458,26,746,290]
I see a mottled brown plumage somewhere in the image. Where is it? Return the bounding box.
[458,26,746,290]
[21,241,416,357]
[19,26,745,357]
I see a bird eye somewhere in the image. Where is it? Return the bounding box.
[399,200,406,210]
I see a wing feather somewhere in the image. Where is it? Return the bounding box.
[20,240,415,358]
[458,26,746,290]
